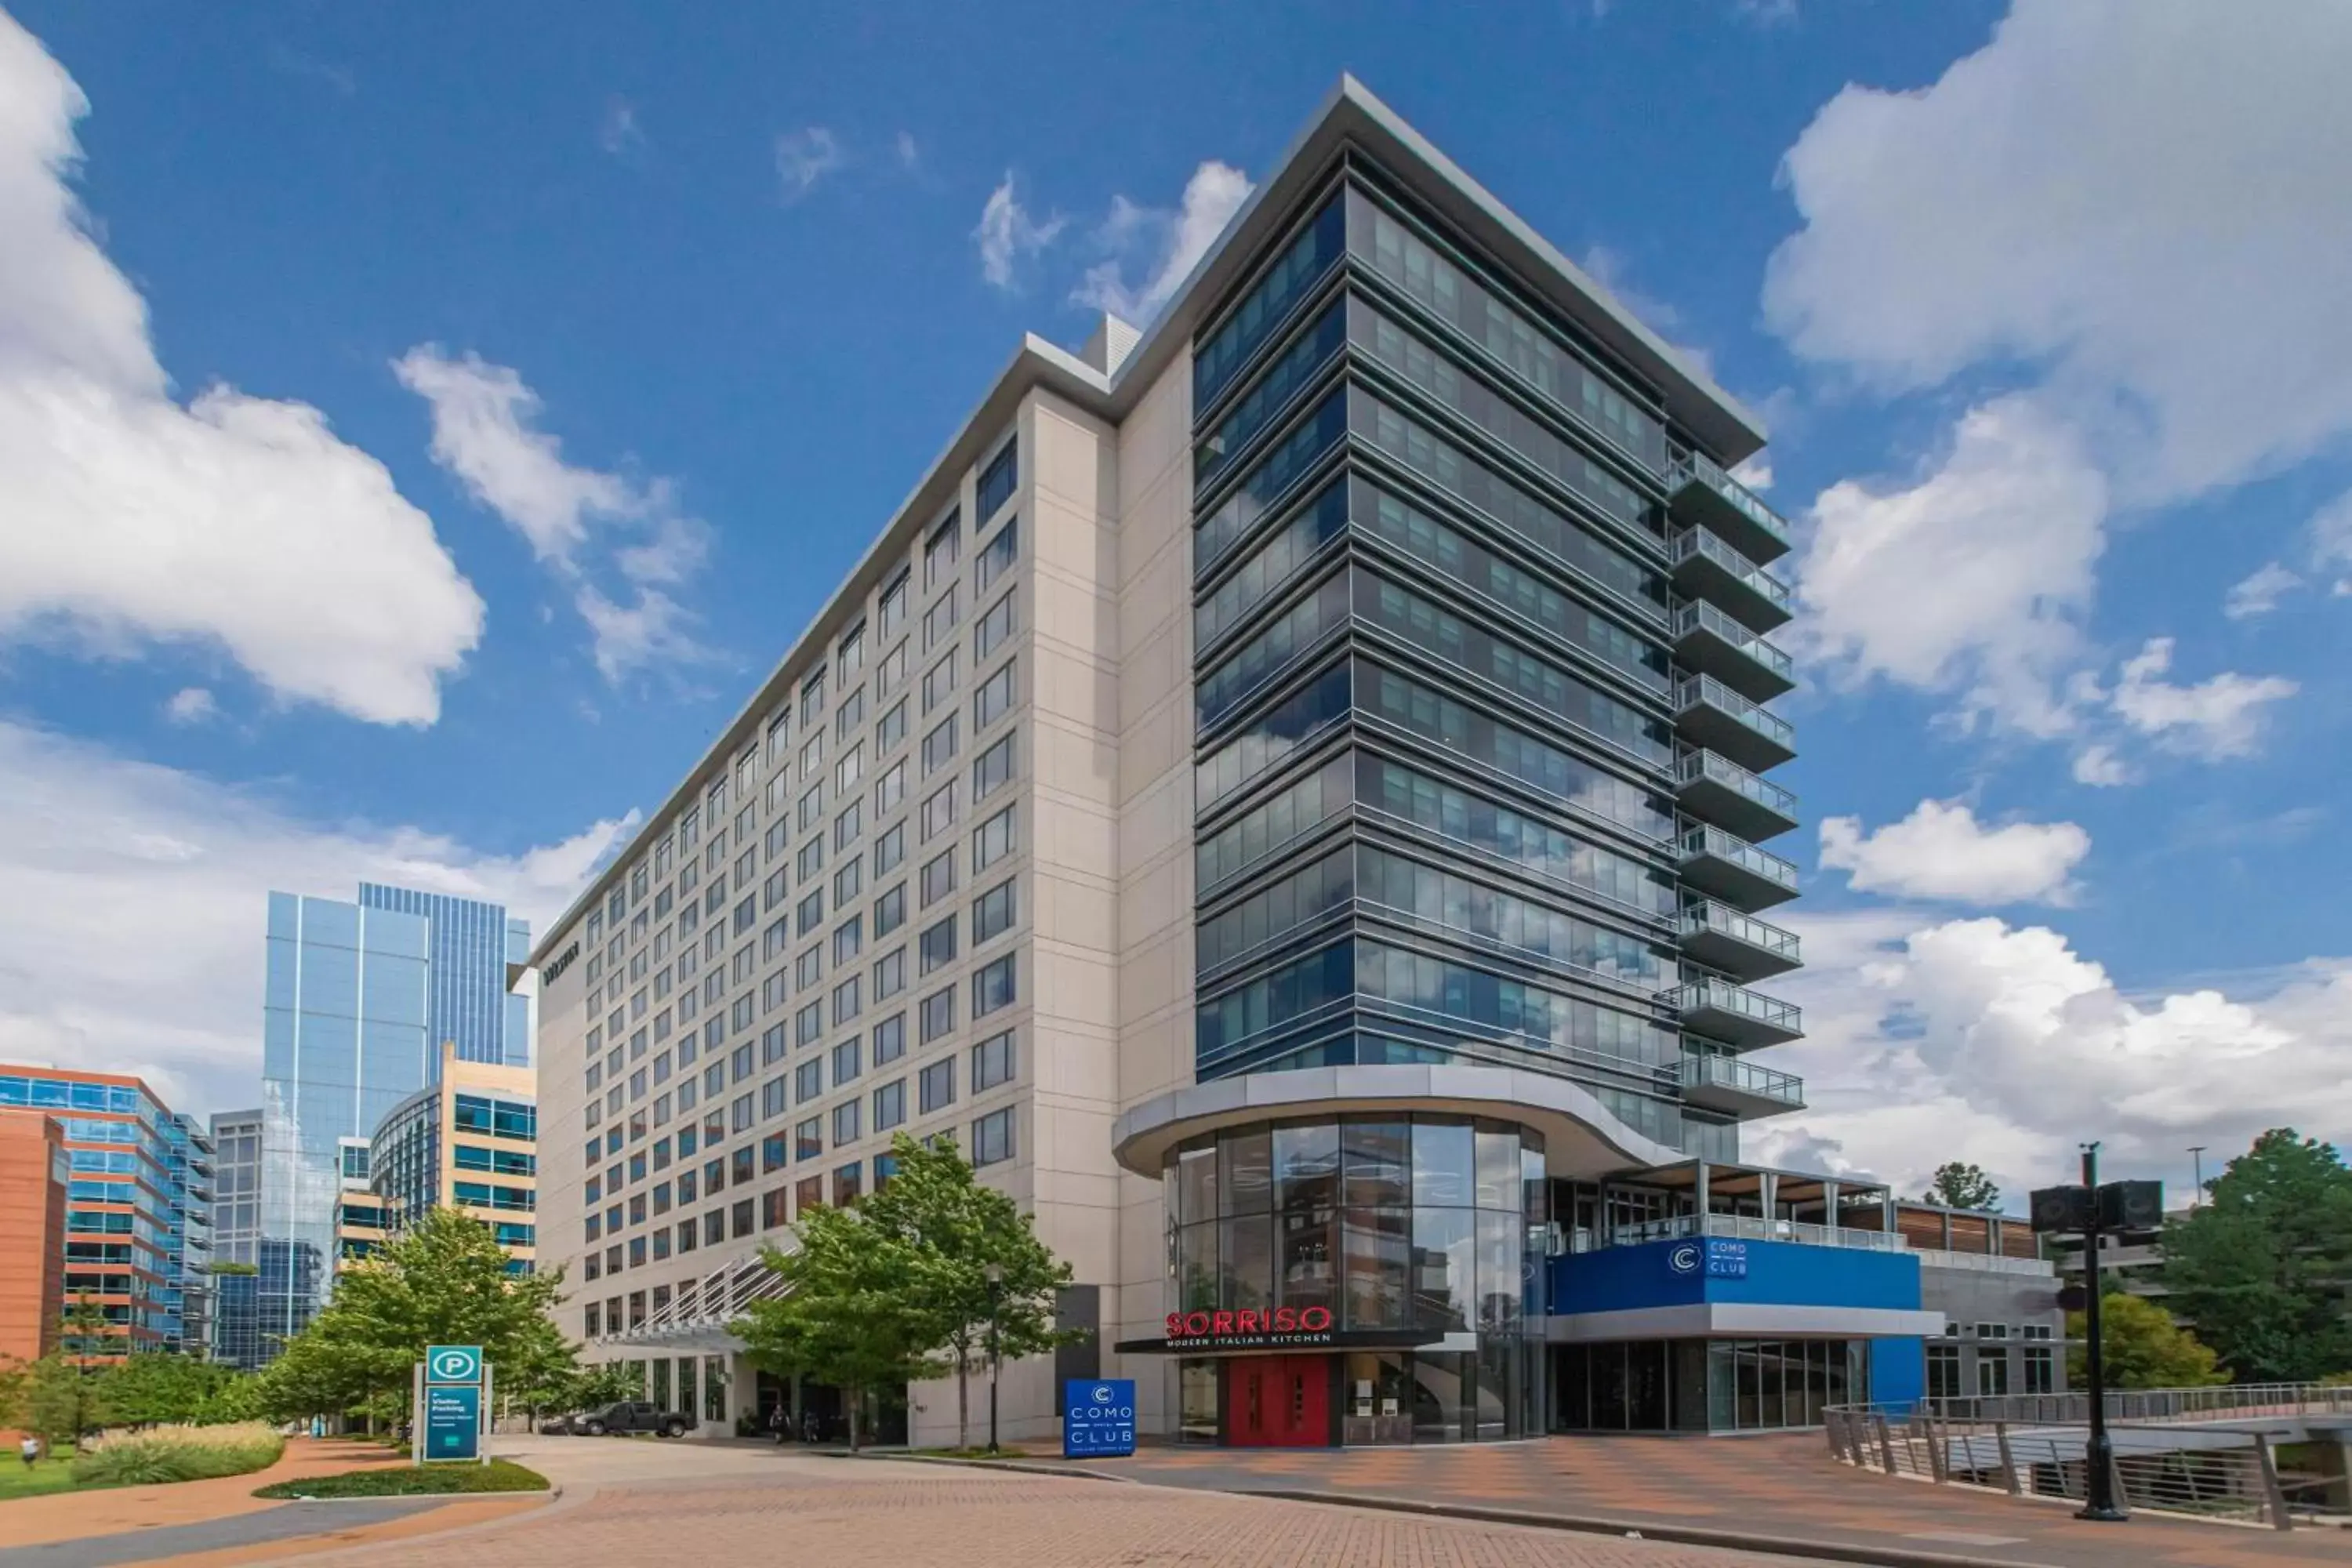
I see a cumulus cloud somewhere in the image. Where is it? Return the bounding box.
[1071,160,1253,324]
[162,687,218,726]
[0,716,633,1119]
[1818,798,2090,906]
[2104,637,2299,760]
[1792,397,2106,737]
[2223,562,2302,621]
[775,126,844,201]
[1751,909,2352,1201]
[1768,2,2352,755]
[393,347,710,681]
[973,172,1064,290]
[0,14,483,727]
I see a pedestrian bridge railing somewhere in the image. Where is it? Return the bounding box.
[1824,1385,2352,1531]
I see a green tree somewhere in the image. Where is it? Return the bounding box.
[571,1362,645,1409]
[1922,1162,2001,1211]
[858,1134,1083,1450]
[105,1354,252,1428]
[2163,1128,2352,1382]
[13,1353,109,1447]
[734,1200,952,1450]
[255,1207,567,1427]
[2066,1292,2227,1388]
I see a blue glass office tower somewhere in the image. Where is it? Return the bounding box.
[357,885,533,1067]
[260,893,432,1344]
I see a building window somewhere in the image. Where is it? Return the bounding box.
[975,517,1018,593]
[922,715,959,777]
[877,698,908,754]
[923,649,960,714]
[971,1108,1014,1167]
[2023,1347,2055,1394]
[1976,1355,2009,1396]
[975,591,1016,661]
[1926,1344,1962,1400]
[973,659,1015,729]
[919,1057,956,1114]
[920,987,956,1044]
[797,1059,823,1105]
[971,731,1015,801]
[924,510,961,591]
[919,915,958,975]
[834,1162,863,1205]
[873,1012,906,1065]
[924,585,960,652]
[873,1078,906,1132]
[972,1030,1016,1092]
[795,1117,822,1162]
[873,946,906,1000]
[973,805,1016,871]
[977,439,1017,520]
[972,879,1015,945]
[920,850,958,907]
[832,1099,861,1147]
[797,1174,826,1215]
[831,1036,862,1086]
[972,954,1015,1017]
[879,571,909,637]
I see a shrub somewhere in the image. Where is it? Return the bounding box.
[254,1458,548,1498]
[72,1422,285,1488]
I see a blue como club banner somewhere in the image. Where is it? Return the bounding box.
[1062,1379,1137,1457]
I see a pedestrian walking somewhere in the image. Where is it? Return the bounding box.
[20,1435,39,1468]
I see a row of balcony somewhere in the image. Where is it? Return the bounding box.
[1668,450,1790,567]
[1678,821,1798,911]
[1668,525,1790,635]
[1666,975,1802,1051]
[1679,1052,1806,1116]
[1674,674,1795,774]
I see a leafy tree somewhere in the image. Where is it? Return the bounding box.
[735,1199,952,1450]
[572,1362,644,1408]
[498,1313,588,1422]
[1922,1162,2001,1211]
[13,1354,109,1447]
[2163,1128,2352,1382]
[2066,1292,2227,1388]
[255,1207,567,1426]
[858,1134,1083,1450]
[106,1354,257,1428]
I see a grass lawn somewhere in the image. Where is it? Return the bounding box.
[253,1458,549,1499]
[0,1454,83,1501]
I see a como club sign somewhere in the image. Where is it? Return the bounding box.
[1164,1305,1335,1351]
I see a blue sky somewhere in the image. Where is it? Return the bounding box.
[2,1,2344,1203]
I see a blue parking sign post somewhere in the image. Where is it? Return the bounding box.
[418,1344,488,1466]
[1062,1378,1136,1458]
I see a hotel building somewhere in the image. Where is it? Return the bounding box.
[533,79,2036,1445]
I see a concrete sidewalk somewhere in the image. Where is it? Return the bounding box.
[1035,1433,2352,1567]
[0,1439,408,1550]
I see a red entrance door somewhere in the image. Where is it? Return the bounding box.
[1227,1356,1329,1446]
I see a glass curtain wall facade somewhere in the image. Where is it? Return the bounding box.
[1555,1339,1870,1432]
[0,1069,210,1359]
[260,892,432,1346]
[208,1108,263,1368]
[358,884,533,1067]
[1188,176,1801,1163]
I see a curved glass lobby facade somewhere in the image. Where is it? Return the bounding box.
[1160,1113,1546,1444]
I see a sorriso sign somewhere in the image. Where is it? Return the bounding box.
[1164,1305,1334,1350]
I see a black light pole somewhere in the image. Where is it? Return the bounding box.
[985,1262,1004,1454]
[2078,1143,2125,1523]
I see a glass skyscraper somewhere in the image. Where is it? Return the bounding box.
[208,1106,265,1368]
[260,892,432,1344]
[357,885,533,1067]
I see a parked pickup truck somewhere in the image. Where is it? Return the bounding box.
[575,1400,693,1438]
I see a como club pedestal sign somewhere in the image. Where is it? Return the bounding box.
[1062,1379,1137,1458]
[415,1344,489,1465]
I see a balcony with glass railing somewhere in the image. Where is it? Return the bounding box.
[1672,749,1798,843]
[1671,601,1795,702]
[1679,900,1802,982]
[1668,527,1792,633]
[1677,822,1799,910]
[1674,676,1795,773]
[1678,1053,1808,1116]
[1668,450,1791,565]
[1668,977,1804,1049]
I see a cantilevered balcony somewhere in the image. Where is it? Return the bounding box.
[1668,450,1791,565]
[1679,900,1802,982]
[1669,977,1804,1050]
[1672,750,1798,843]
[1668,528,1792,633]
[1679,1053,1806,1117]
[1673,676,1795,773]
[1672,601,1795,702]
[1678,822,1799,910]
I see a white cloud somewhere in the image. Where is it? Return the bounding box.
[775,126,844,201]
[2068,744,2133,788]
[1764,0,2352,506]
[894,131,919,169]
[1728,456,1773,492]
[2223,562,2301,620]
[0,15,483,727]
[973,172,1065,291]
[393,346,710,681]
[2310,488,2352,595]
[597,98,644,158]
[1819,798,2090,906]
[162,687,218,726]
[1792,396,2107,737]
[1070,160,1253,324]
[2105,637,2298,760]
[0,716,633,1120]
[1752,909,2352,1202]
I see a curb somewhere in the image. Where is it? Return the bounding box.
[246,1478,579,1566]
[1245,1488,2069,1568]
[827,1450,1139,1484]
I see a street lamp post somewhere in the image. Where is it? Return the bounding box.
[984,1263,1004,1454]
[2078,1143,2125,1523]
[2188,1146,2207,1207]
